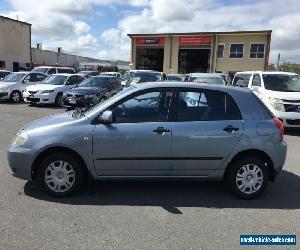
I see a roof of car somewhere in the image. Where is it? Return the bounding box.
[93,75,115,78]
[235,71,297,75]
[131,81,251,94]
[34,66,74,69]
[52,73,78,77]
[188,73,223,78]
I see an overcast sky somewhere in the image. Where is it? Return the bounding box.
[1,0,299,63]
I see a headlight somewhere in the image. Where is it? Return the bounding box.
[0,87,8,92]
[11,131,29,147]
[269,98,285,112]
[84,94,94,98]
[41,90,54,94]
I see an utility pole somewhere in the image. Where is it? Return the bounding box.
[276,53,281,70]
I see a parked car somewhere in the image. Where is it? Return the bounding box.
[166,74,186,81]
[23,74,85,106]
[121,70,156,86]
[8,82,286,199]
[78,71,100,77]
[233,71,300,127]
[126,71,166,86]
[32,66,76,75]
[0,72,48,103]
[186,73,226,85]
[101,72,121,78]
[63,75,122,108]
[0,70,10,80]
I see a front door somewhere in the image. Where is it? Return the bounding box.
[171,88,244,176]
[93,89,173,176]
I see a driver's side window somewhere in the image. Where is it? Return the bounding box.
[109,90,171,123]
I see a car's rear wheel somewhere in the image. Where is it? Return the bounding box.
[10,90,22,103]
[227,156,269,199]
[37,153,84,196]
[55,93,63,106]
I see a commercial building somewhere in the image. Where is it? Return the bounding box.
[0,15,31,71]
[128,30,272,76]
[32,45,130,72]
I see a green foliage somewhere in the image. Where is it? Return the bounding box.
[268,62,300,74]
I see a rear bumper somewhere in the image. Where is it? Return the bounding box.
[268,140,287,179]
[7,146,34,181]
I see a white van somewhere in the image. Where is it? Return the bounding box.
[233,71,300,127]
[32,66,75,75]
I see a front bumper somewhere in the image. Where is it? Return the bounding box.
[7,146,34,181]
[63,96,93,107]
[268,105,300,127]
[0,92,9,99]
[23,91,55,104]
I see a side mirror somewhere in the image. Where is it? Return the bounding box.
[252,86,261,92]
[99,110,113,123]
[23,79,30,84]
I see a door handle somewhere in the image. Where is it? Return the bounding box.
[223,125,239,133]
[153,127,170,135]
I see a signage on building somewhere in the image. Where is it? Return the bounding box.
[135,37,165,46]
[179,36,212,45]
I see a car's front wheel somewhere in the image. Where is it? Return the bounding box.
[55,93,63,106]
[227,156,269,199]
[10,90,22,103]
[38,153,84,196]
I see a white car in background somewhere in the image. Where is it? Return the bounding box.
[101,72,121,78]
[0,72,48,103]
[186,73,227,85]
[32,66,76,75]
[233,71,300,127]
[23,74,85,106]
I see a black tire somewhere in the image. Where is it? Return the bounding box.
[226,156,269,199]
[55,93,63,106]
[10,90,22,103]
[37,153,84,196]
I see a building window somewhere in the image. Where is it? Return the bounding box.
[217,44,224,58]
[0,61,5,68]
[229,44,244,58]
[250,44,265,58]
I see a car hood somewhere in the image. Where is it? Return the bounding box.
[266,90,300,100]
[26,84,63,91]
[23,111,79,132]
[0,81,18,88]
[66,87,105,95]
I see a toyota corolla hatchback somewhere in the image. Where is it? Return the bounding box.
[7,82,287,199]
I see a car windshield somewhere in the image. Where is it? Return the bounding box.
[43,75,67,85]
[263,74,300,92]
[127,73,161,85]
[2,73,26,82]
[122,71,133,82]
[191,76,225,85]
[80,77,111,88]
[166,75,185,81]
[32,68,49,74]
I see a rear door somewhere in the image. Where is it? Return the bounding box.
[171,88,244,176]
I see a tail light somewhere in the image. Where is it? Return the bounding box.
[274,118,284,141]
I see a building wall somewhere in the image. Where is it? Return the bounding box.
[0,16,31,71]
[130,31,270,74]
[214,33,267,73]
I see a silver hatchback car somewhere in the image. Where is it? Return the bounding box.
[7,82,287,199]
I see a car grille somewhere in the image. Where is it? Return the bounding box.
[29,91,38,95]
[27,97,40,102]
[286,119,300,125]
[284,104,300,113]
[67,94,83,98]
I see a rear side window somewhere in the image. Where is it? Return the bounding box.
[174,89,242,122]
[48,68,57,75]
[57,68,75,74]
[233,74,251,87]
